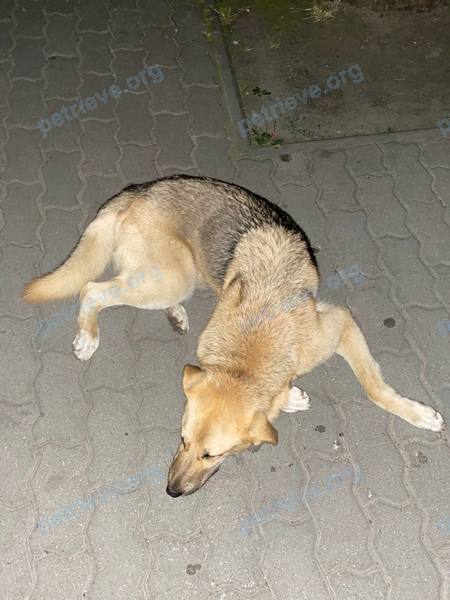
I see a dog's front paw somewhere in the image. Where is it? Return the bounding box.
[409,401,445,432]
[282,386,311,413]
[72,330,99,360]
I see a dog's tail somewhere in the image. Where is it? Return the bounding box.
[23,209,119,304]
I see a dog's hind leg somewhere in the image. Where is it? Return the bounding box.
[308,303,445,432]
[72,262,195,360]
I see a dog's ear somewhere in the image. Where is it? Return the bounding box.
[183,364,206,393]
[249,411,278,446]
[224,272,244,306]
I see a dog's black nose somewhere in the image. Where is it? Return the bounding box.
[166,485,182,498]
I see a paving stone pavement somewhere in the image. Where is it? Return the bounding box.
[1,1,450,599]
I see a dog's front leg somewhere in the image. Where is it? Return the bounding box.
[267,386,311,422]
[282,386,311,413]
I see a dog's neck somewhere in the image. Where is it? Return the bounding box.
[197,317,299,407]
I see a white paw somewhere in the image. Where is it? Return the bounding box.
[410,401,445,432]
[72,330,99,361]
[282,386,311,413]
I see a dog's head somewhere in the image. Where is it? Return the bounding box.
[166,365,278,497]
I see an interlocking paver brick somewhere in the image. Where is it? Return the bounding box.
[403,306,450,390]
[110,10,144,51]
[347,281,410,354]
[38,99,83,151]
[0,401,37,506]
[0,0,13,21]
[110,49,148,82]
[234,158,279,200]
[77,74,118,122]
[6,78,46,127]
[332,572,387,600]
[420,140,450,169]
[340,400,409,504]
[85,387,142,487]
[177,42,217,86]
[15,1,45,38]
[246,433,309,525]
[405,200,450,265]
[346,143,386,176]
[88,492,148,600]
[384,141,437,204]
[371,504,441,598]
[406,441,450,546]
[434,264,450,312]
[115,92,155,144]
[354,173,409,239]
[45,0,76,16]
[173,2,206,44]
[41,150,82,209]
[148,66,186,113]
[0,22,13,62]
[138,0,173,28]
[0,182,42,243]
[44,56,81,99]
[80,121,121,174]
[324,209,382,279]
[79,33,112,74]
[311,150,359,212]
[273,152,314,187]
[119,143,159,183]
[194,479,268,593]
[0,316,40,404]
[304,457,373,572]
[431,166,450,212]
[379,236,438,306]
[147,536,209,599]
[261,520,332,599]
[34,353,86,444]
[193,135,235,181]
[153,113,194,169]
[0,245,41,316]
[141,26,179,65]
[45,14,79,57]
[11,36,46,79]
[0,504,34,600]
[75,2,109,33]
[31,552,90,600]
[187,85,227,136]
[0,60,12,106]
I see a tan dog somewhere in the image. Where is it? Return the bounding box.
[23,175,445,497]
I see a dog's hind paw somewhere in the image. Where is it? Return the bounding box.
[165,304,189,335]
[72,330,99,360]
[282,386,311,413]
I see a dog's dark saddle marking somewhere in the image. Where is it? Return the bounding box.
[123,175,319,285]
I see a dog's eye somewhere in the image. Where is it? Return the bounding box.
[202,452,211,459]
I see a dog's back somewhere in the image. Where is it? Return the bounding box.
[126,175,319,293]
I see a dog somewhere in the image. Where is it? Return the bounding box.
[23,175,445,497]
